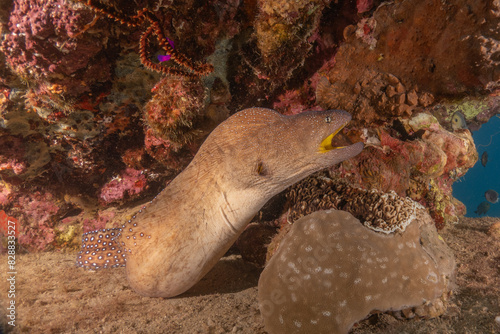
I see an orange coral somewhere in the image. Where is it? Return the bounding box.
[0,210,18,238]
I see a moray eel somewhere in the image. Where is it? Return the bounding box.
[77,108,363,298]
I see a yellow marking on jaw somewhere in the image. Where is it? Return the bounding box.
[318,124,346,153]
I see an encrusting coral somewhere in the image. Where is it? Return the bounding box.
[254,0,327,60]
[334,112,477,226]
[316,71,435,126]
[234,0,331,106]
[319,0,500,106]
[1,0,112,95]
[144,77,207,144]
[259,208,455,334]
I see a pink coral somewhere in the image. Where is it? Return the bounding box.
[82,210,116,233]
[335,113,476,227]
[357,0,374,13]
[99,168,148,205]
[15,192,60,251]
[273,90,317,116]
[1,0,111,95]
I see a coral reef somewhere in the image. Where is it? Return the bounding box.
[145,77,207,144]
[259,209,455,334]
[0,181,12,206]
[231,0,342,109]
[336,112,477,226]
[0,1,498,333]
[321,0,500,105]
[0,0,495,267]
[0,210,17,239]
[254,0,326,60]
[316,71,435,125]
[0,135,27,175]
[287,175,425,234]
[1,0,111,95]
[430,95,500,132]
[74,0,214,78]
[143,75,232,172]
[9,191,61,252]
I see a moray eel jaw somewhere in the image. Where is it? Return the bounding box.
[313,110,364,167]
[282,109,363,175]
[318,122,347,153]
[318,132,340,153]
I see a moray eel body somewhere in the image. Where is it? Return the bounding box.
[77,108,363,298]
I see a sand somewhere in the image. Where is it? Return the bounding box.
[1,216,499,334]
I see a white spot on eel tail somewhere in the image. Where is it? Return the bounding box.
[76,108,364,298]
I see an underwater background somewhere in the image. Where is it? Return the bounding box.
[0,0,499,333]
[453,116,500,217]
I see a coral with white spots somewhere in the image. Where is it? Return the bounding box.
[258,209,455,334]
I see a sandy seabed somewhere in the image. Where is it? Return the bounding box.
[1,216,499,334]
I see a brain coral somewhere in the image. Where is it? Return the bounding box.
[258,209,455,334]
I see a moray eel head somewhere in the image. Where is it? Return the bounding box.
[198,108,364,195]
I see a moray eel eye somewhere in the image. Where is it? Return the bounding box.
[256,162,267,176]
[318,122,347,153]
[325,116,332,123]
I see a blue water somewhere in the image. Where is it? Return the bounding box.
[453,115,500,217]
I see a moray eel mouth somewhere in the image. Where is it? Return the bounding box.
[318,120,349,153]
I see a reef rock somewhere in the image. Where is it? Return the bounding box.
[1,0,112,95]
[336,112,477,226]
[258,209,455,334]
[316,0,500,125]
